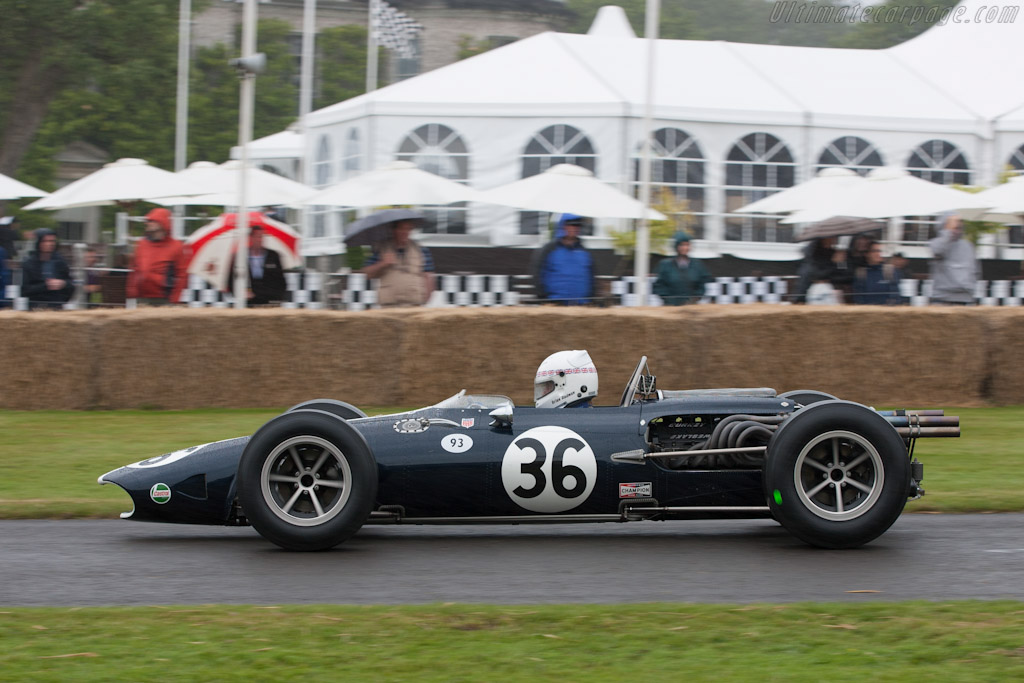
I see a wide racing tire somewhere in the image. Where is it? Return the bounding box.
[765,400,909,549]
[237,409,377,551]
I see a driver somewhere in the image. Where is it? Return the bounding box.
[534,350,598,408]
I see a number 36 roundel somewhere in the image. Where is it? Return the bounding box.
[501,426,597,513]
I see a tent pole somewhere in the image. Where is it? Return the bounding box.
[634,0,660,306]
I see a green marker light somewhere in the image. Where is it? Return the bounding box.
[773,489,783,505]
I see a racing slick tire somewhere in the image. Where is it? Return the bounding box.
[286,399,367,421]
[237,409,377,551]
[764,400,910,549]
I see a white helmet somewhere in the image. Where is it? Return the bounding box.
[534,350,598,409]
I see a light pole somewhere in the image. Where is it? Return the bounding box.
[634,0,661,306]
[231,0,265,309]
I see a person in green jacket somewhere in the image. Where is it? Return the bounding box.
[653,232,711,305]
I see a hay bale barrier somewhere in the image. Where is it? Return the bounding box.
[1,306,1020,410]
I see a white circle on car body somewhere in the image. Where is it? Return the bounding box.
[441,434,473,453]
[501,426,597,513]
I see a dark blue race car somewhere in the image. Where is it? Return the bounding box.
[99,357,959,551]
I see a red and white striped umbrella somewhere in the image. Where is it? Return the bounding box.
[185,212,301,289]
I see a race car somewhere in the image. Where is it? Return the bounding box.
[99,356,960,551]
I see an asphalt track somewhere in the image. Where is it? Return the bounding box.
[3,514,1023,606]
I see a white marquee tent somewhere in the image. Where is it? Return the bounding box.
[284,1,1024,260]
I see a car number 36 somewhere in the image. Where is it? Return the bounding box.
[501,426,597,513]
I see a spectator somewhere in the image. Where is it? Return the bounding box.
[20,228,74,309]
[83,247,105,305]
[652,232,711,305]
[796,237,847,303]
[0,244,9,309]
[929,212,977,305]
[531,213,594,305]
[127,207,187,305]
[851,241,902,305]
[0,215,20,259]
[226,224,288,305]
[360,218,435,307]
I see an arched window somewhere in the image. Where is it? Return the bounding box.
[311,134,333,239]
[906,139,970,185]
[1007,143,1024,175]
[632,128,706,238]
[904,140,971,241]
[520,125,597,234]
[817,136,883,176]
[724,132,796,242]
[396,123,470,234]
[341,128,361,180]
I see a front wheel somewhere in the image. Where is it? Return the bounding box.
[765,401,909,549]
[237,410,377,551]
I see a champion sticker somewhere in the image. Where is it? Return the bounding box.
[619,482,652,498]
[150,483,172,504]
[461,418,475,428]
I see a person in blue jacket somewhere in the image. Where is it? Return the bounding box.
[530,213,594,305]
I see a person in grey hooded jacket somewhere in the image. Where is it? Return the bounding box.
[928,212,977,305]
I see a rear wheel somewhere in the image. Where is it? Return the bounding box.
[765,401,909,549]
[237,410,377,551]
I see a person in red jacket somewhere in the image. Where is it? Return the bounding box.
[127,208,187,305]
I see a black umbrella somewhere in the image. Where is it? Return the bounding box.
[343,209,424,247]
[796,216,883,240]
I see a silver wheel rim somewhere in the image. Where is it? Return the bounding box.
[794,430,884,521]
[260,435,352,527]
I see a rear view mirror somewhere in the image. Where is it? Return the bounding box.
[489,405,513,429]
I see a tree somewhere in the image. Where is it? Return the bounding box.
[0,0,185,179]
[830,1,955,49]
[316,25,373,110]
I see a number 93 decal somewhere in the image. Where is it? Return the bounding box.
[501,426,597,513]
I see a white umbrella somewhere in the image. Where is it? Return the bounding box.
[781,166,988,223]
[968,175,1024,222]
[297,160,480,207]
[185,212,301,289]
[157,160,316,207]
[736,167,865,215]
[23,158,205,211]
[0,173,48,200]
[479,164,666,220]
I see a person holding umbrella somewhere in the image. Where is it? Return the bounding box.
[357,212,435,307]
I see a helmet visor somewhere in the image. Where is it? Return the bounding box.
[534,379,556,402]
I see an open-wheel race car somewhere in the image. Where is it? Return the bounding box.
[99,356,960,551]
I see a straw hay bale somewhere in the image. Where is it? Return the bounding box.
[394,307,703,405]
[0,306,1006,410]
[0,311,96,409]
[984,308,1024,405]
[90,308,403,409]
[686,305,988,406]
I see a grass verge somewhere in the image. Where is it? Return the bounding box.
[0,406,1020,519]
[3,603,1024,681]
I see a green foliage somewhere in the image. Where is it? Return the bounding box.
[831,1,956,49]
[564,0,854,46]
[316,25,372,110]
[610,188,695,256]
[953,172,1015,245]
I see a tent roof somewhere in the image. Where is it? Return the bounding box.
[231,127,304,160]
[308,1,1007,132]
[888,0,1024,120]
